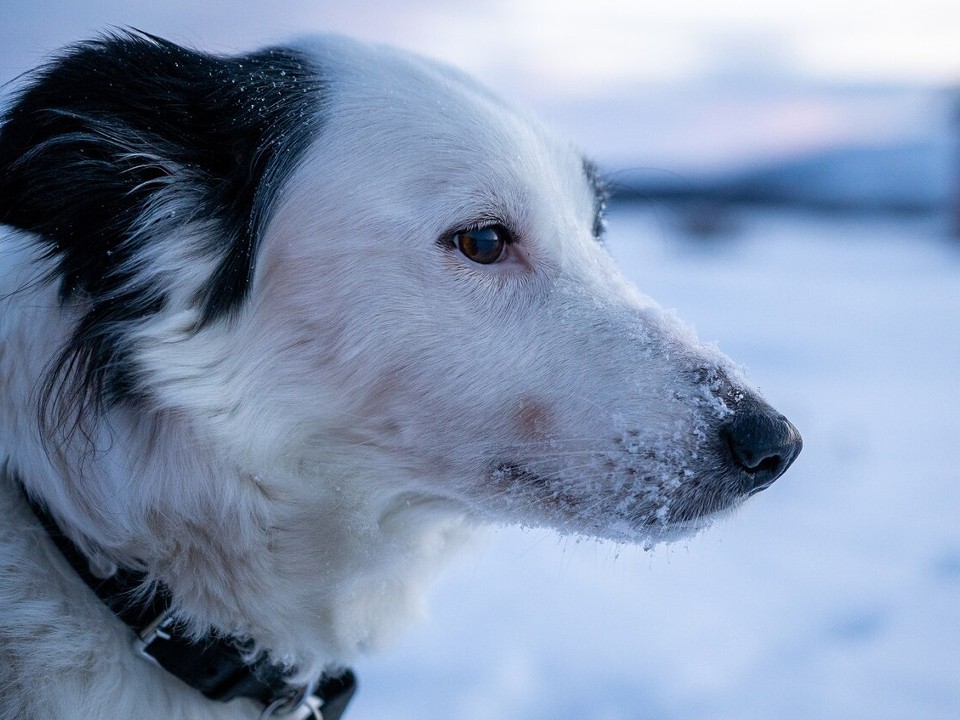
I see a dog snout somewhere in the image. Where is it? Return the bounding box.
[721,399,802,495]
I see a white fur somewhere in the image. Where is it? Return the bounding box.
[2,35,767,719]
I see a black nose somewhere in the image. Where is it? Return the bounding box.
[722,399,802,494]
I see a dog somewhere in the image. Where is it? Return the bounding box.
[0,31,801,719]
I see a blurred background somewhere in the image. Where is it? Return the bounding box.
[2,2,958,719]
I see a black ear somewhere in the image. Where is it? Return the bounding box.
[0,31,322,412]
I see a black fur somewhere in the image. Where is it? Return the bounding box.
[0,31,323,415]
[582,158,608,241]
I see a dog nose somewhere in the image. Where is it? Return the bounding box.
[721,399,802,494]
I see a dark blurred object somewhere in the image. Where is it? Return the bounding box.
[611,136,952,221]
[953,87,960,238]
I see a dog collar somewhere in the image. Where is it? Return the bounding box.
[25,489,357,719]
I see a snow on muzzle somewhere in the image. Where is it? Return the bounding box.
[483,383,802,543]
[476,296,803,541]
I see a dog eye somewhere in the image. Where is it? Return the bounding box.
[454,225,509,264]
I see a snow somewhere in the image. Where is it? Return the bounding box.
[352,207,960,720]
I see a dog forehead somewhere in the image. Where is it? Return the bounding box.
[295,35,590,210]
[300,34,515,129]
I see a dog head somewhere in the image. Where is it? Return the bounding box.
[0,31,800,663]
[0,32,800,545]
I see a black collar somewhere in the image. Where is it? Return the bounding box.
[25,489,357,719]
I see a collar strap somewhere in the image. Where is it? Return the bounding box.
[26,491,356,719]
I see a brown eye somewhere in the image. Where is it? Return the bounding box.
[454,225,509,264]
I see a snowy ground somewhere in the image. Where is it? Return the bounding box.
[351,206,960,720]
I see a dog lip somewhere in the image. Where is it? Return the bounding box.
[490,460,747,538]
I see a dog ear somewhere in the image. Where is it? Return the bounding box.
[0,31,322,414]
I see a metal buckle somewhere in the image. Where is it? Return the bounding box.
[258,682,323,720]
[133,609,176,665]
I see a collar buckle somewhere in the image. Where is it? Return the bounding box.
[134,609,176,665]
[259,683,323,720]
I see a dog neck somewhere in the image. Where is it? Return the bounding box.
[18,477,358,719]
[0,263,471,714]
